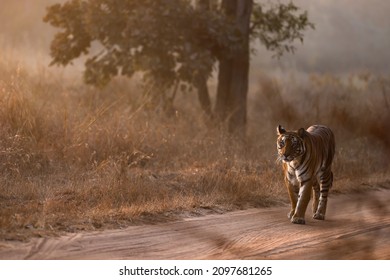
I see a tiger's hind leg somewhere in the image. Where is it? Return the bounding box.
[312,181,320,217]
[313,171,333,220]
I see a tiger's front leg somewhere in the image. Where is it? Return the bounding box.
[285,180,299,219]
[284,164,299,219]
[291,182,312,224]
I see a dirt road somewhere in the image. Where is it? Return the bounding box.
[1,190,389,260]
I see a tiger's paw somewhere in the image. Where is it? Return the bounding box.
[287,210,295,219]
[291,216,305,224]
[313,213,325,220]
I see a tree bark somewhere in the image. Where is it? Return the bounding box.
[215,0,252,136]
[196,75,212,117]
[196,0,213,118]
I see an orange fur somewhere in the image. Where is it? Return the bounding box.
[277,125,335,224]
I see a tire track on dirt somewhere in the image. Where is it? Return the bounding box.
[1,189,389,260]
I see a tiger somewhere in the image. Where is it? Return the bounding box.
[276,124,335,224]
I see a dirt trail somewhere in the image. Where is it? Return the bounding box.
[1,190,389,260]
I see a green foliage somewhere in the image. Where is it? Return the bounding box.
[44,0,313,88]
[251,2,315,57]
[44,0,236,89]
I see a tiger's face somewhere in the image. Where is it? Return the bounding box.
[276,125,305,162]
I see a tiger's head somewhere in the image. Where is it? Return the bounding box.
[276,125,306,163]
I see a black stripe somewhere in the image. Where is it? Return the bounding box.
[297,159,310,177]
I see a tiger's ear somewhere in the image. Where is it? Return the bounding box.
[298,128,306,138]
[277,125,286,135]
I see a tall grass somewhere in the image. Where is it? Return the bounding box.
[251,71,390,187]
[0,60,389,240]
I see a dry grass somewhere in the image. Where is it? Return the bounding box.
[251,71,390,190]
[0,60,389,241]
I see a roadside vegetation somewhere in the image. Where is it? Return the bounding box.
[1,59,389,241]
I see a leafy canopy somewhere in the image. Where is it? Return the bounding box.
[44,0,313,88]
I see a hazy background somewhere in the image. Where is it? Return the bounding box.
[1,0,389,80]
[269,0,390,75]
[1,0,389,241]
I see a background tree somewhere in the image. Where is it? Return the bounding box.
[215,0,252,136]
[44,0,313,136]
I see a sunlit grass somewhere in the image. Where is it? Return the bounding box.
[0,58,389,241]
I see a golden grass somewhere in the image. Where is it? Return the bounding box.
[0,60,389,241]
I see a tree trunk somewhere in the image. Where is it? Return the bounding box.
[215,0,252,136]
[196,75,212,117]
[196,0,213,119]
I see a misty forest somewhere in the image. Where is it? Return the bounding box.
[0,0,389,245]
